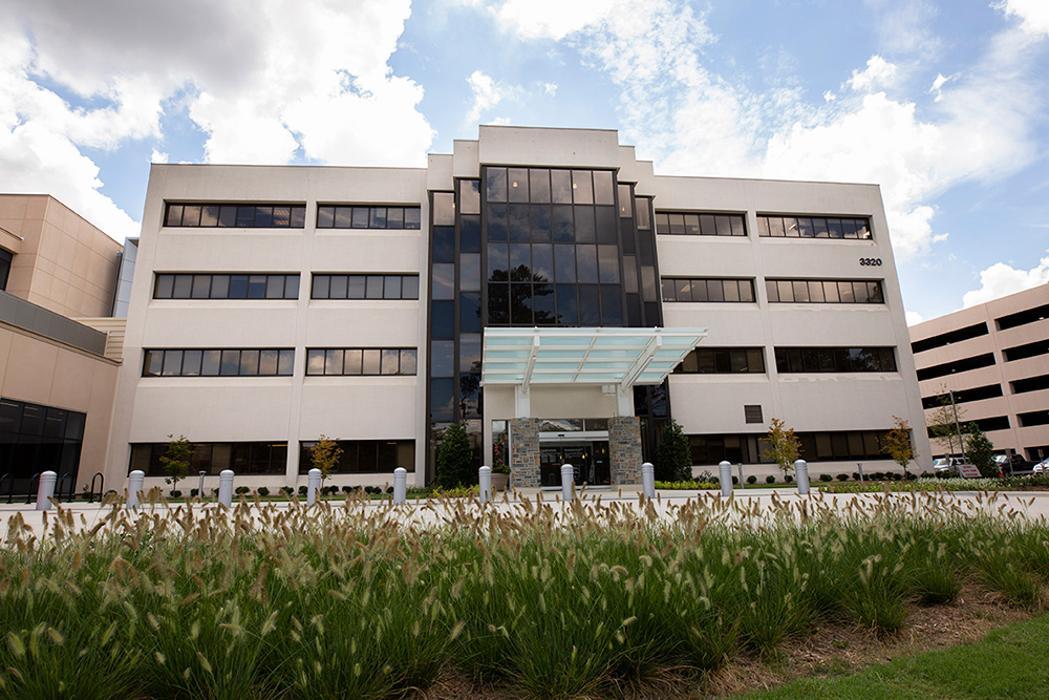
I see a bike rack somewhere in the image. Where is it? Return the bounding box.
[25,472,40,504]
[88,472,104,503]
[57,473,73,502]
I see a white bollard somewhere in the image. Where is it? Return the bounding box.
[306,468,322,505]
[795,459,810,495]
[393,467,407,505]
[561,463,574,502]
[718,460,733,497]
[857,462,865,482]
[641,462,655,498]
[36,470,57,511]
[479,465,492,503]
[197,471,206,499]
[218,469,234,507]
[127,470,145,509]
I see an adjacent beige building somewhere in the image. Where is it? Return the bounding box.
[910,283,1049,461]
[0,195,127,496]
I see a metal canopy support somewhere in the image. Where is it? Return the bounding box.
[621,335,661,391]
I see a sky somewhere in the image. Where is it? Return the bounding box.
[1,0,1047,324]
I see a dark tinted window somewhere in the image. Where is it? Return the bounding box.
[757,214,871,240]
[775,347,897,373]
[142,349,293,377]
[316,205,422,230]
[310,274,419,300]
[656,211,746,236]
[165,203,305,228]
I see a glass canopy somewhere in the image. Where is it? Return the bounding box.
[482,327,707,388]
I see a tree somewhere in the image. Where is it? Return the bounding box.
[926,389,966,456]
[766,418,801,478]
[435,422,476,488]
[656,419,692,481]
[310,435,343,483]
[883,416,914,472]
[160,434,192,493]
[964,426,996,478]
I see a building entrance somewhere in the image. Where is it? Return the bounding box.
[539,440,610,487]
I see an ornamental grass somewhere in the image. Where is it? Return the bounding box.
[0,492,1046,699]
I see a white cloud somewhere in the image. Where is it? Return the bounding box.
[486,0,617,40]
[905,310,925,326]
[928,72,952,102]
[466,70,510,123]
[822,90,837,102]
[1,0,434,239]
[541,82,559,96]
[846,55,898,92]
[150,148,169,164]
[469,0,1045,263]
[998,0,1049,38]
[961,253,1049,307]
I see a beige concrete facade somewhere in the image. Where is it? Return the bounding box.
[910,283,1049,461]
[0,194,123,318]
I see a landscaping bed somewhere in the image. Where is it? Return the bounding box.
[1,495,1047,698]
[823,474,1049,494]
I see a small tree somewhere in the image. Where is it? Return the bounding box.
[964,425,996,478]
[656,419,692,482]
[310,435,343,483]
[160,434,192,493]
[883,416,914,472]
[435,422,476,488]
[927,389,966,456]
[766,418,801,478]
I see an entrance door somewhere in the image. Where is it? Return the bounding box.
[539,441,610,487]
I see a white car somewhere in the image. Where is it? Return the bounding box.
[1033,457,1049,474]
[931,457,966,475]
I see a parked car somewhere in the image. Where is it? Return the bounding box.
[1033,457,1049,474]
[931,457,966,475]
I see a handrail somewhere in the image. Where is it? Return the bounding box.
[0,473,11,504]
[88,472,104,503]
[25,472,40,504]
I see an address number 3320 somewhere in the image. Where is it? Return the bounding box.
[859,257,883,266]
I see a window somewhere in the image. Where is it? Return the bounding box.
[675,347,766,374]
[911,322,989,353]
[744,405,764,424]
[316,205,422,230]
[687,430,901,465]
[916,353,996,381]
[921,384,1004,409]
[154,273,299,300]
[305,348,417,376]
[1019,410,1049,427]
[766,279,884,304]
[996,303,1049,331]
[0,399,85,489]
[142,348,293,377]
[757,214,872,240]
[0,249,11,290]
[1011,374,1049,394]
[165,203,305,228]
[310,274,418,300]
[775,347,897,373]
[1002,339,1048,362]
[662,277,755,303]
[130,441,288,476]
[297,439,415,474]
[655,211,746,236]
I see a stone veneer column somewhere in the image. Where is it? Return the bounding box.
[509,418,540,488]
[609,416,643,485]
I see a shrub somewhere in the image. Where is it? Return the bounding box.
[746,475,757,485]
[341,485,356,494]
[837,473,850,481]
[297,485,307,497]
[234,486,250,495]
[731,476,739,485]
[435,422,476,488]
[656,419,692,482]
[169,490,182,498]
[765,475,776,484]
[904,471,917,481]
[279,486,294,496]
[852,472,862,481]
[819,473,833,482]
[190,488,200,497]
[785,474,793,483]
[257,486,270,497]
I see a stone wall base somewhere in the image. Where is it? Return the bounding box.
[509,417,540,488]
[609,416,643,485]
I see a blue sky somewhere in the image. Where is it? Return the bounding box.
[2,0,1047,322]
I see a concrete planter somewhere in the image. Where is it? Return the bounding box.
[491,472,509,492]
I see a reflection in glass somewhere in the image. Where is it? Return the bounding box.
[579,285,600,325]
[487,204,507,241]
[551,205,573,242]
[556,284,578,324]
[460,254,481,291]
[551,170,572,203]
[554,244,576,283]
[488,242,509,281]
[460,215,481,252]
[574,206,595,243]
[533,283,555,324]
[593,170,614,205]
[572,170,593,204]
[509,244,531,280]
[576,245,598,283]
[488,283,509,324]
[595,207,617,243]
[529,169,551,202]
[431,300,455,339]
[432,226,455,263]
[510,283,532,324]
[460,292,481,332]
[485,168,507,202]
[531,244,553,282]
[432,192,455,226]
[509,204,529,242]
[431,341,454,377]
[431,263,454,300]
[459,179,480,214]
[529,205,551,242]
[508,168,529,202]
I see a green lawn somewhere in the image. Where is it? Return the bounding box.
[743,612,1049,699]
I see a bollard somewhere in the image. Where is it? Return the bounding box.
[641,462,655,498]
[218,469,234,507]
[560,463,574,502]
[127,469,145,509]
[36,470,57,511]
[479,465,492,503]
[197,470,206,499]
[737,463,744,487]
[306,468,322,505]
[795,459,810,495]
[718,460,733,497]
[393,467,407,505]
[857,462,865,482]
